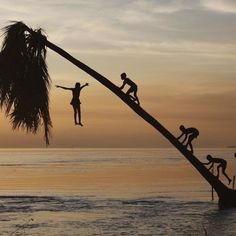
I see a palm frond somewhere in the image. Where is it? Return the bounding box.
[0,22,52,145]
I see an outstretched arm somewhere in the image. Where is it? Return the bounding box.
[55,85,72,90]
[80,83,89,90]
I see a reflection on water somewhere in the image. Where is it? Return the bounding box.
[0,148,234,235]
[0,196,235,235]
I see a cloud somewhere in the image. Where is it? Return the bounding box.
[0,1,236,57]
[201,0,236,13]
[135,0,197,14]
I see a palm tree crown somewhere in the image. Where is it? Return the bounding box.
[0,22,51,145]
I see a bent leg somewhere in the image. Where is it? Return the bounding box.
[186,135,195,152]
[127,88,138,101]
[222,170,232,184]
[188,135,194,144]
[221,163,232,184]
[188,143,194,153]
[216,165,221,178]
[126,87,134,96]
[181,134,188,144]
[128,94,136,101]
[133,90,140,105]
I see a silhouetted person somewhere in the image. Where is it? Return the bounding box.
[119,72,140,105]
[177,125,199,153]
[203,154,232,185]
[56,82,89,126]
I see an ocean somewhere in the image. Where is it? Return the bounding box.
[0,148,235,235]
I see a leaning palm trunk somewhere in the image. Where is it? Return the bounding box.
[0,22,236,207]
[45,40,236,208]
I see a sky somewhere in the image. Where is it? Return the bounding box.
[0,0,236,148]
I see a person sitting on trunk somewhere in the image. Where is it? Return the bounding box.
[177,125,199,154]
[119,72,140,105]
[203,154,232,185]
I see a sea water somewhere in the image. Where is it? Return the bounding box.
[0,148,235,235]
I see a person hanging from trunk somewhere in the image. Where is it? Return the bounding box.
[56,82,89,126]
[177,125,199,153]
[203,155,232,185]
[119,73,140,105]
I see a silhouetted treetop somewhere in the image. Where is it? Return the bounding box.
[0,21,51,145]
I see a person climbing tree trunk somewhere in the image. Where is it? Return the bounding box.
[0,21,236,208]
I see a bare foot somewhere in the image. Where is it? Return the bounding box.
[79,123,83,127]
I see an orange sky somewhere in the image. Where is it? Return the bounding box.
[0,1,236,147]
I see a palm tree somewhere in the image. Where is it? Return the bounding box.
[0,21,235,208]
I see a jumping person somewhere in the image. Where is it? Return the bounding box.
[119,72,140,105]
[177,125,199,153]
[56,82,89,126]
[203,155,232,185]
